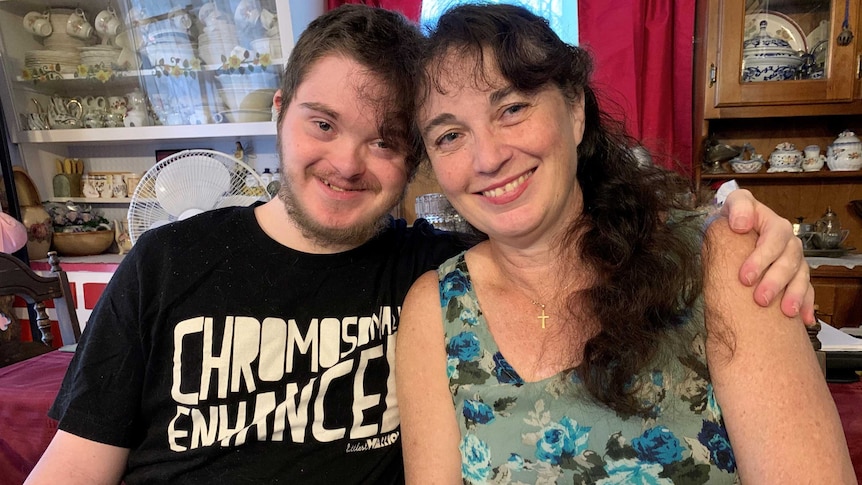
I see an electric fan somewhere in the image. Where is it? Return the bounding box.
[127,149,272,244]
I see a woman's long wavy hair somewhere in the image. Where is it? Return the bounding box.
[420,3,704,417]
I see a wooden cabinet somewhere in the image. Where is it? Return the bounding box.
[694,0,862,328]
[699,0,862,119]
[810,265,862,328]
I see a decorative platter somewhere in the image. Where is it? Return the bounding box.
[803,247,855,258]
[745,12,808,53]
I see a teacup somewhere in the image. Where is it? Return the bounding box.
[66,8,94,40]
[83,96,107,113]
[23,11,52,37]
[95,7,121,37]
[803,144,820,160]
[260,8,276,30]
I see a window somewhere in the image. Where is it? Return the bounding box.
[420,0,579,45]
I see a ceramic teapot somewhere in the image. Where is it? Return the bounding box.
[826,130,862,171]
[767,142,802,172]
[742,20,805,82]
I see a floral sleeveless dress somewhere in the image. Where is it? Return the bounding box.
[437,253,739,484]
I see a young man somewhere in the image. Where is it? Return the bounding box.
[26,5,812,485]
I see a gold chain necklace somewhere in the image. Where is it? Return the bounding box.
[529,299,551,329]
[525,282,572,329]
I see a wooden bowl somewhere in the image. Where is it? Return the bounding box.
[52,230,114,256]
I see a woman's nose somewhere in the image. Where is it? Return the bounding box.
[471,127,512,174]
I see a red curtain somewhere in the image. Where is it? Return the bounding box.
[325,0,422,22]
[578,0,696,175]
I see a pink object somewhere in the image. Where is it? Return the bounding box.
[0,212,28,253]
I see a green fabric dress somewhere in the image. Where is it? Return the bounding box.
[437,253,740,485]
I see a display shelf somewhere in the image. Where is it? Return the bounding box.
[17,122,276,144]
[47,197,131,204]
[15,59,288,84]
[701,169,862,181]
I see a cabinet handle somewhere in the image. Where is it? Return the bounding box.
[709,63,716,87]
[858,55,862,79]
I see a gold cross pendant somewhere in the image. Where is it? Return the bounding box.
[538,307,549,329]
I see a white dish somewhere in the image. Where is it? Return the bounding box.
[745,12,807,53]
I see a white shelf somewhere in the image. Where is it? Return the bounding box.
[47,197,131,204]
[15,60,288,84]
[18,122,277,144]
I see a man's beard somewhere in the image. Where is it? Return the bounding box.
[277,177,399,250]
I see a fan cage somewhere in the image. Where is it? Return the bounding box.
[127,149,272,244]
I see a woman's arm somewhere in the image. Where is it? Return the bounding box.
[396,271,462,484]
[703,218,855,483]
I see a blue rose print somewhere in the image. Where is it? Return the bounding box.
[559,416,591,456]
[651,370,664,387]
[464,399,495,425]
[597,458,672,485]
[536,417,591,465]
[698,420,737,473]
[705,383,721,418]
[441,269,471,307]
[506,453,525,471]
[448,331,481,361]
[460,307,479,326]
[535,423,567,464]
[492,352,524,385]
[631,426,684,465]
[460,434,492,483]
[447,357,459,379]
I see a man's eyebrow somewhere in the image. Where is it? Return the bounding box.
[422,113,456,139]
[299,102,339,120]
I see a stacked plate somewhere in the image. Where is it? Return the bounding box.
[78,45,121,68]
[25,49,80,74]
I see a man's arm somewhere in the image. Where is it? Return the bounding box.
[722,189,814,324]
[25,430,129,485]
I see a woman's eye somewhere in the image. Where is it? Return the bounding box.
[504,103,528,116]
[315,121,332,132]
[373,140,390,150]
[436,132,460,146]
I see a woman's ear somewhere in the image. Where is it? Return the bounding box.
[570,94,586,144]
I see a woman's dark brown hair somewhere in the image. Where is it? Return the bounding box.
[422,3,705,418]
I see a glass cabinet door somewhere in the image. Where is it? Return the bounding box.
[0,0,290,137]
[710,0,859,108]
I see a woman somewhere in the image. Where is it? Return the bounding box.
[396,4,855,484]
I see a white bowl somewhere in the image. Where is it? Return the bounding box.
[742,55,803,82]
[216,109,272,123]
[217,88,276,111]
[155,156,230,216]
[729,157,764,173]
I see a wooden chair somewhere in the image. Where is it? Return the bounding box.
[0,251,79,367]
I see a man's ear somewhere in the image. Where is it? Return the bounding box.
[273,89,284,113]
